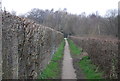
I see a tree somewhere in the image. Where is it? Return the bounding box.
[25,8,118,37]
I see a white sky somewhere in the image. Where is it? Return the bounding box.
[2,0,120,16]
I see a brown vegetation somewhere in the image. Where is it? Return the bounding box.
[70,36,118,79]
[2,11,64,79]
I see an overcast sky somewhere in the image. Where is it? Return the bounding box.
[2,0,119,16]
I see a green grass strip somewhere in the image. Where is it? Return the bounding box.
[38,40,65,79]
[67,39,82,55]
[79,56,104,80]
[68,39,103,79]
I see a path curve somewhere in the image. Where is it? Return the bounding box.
[62,38,76,79]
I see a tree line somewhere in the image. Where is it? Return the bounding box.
[18,8,118,38]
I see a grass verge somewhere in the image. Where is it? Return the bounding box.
[79,56,104,79]
[68,39,103,79]
[68,39,82,55]
[38,40,65,79]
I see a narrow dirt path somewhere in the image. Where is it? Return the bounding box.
[62,38,76,79]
